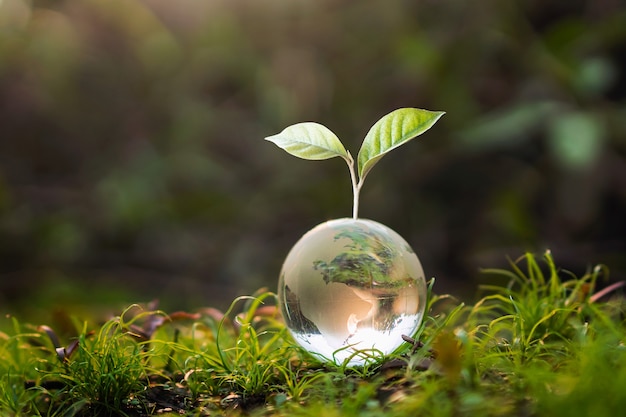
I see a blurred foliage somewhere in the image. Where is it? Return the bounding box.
[0,0,625,316]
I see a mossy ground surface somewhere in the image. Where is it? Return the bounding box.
[1,252,625,417]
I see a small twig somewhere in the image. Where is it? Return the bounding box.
[379,335,431,371]
[401,334,424,353]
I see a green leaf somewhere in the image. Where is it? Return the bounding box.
[265,122,349,161]
[357,108,445,181]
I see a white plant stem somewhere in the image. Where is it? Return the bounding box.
[345,153,362,220]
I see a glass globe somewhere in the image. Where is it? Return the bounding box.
[278,218,427,366]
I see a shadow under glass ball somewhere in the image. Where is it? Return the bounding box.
[278,218,427,366]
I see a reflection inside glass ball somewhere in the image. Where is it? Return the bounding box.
[278,218,427,366]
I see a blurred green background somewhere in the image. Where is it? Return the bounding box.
[1,0,625,319]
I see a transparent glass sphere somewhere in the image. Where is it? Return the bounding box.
[278,218,427,366]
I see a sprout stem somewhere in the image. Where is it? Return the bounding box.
[346,153,360,220]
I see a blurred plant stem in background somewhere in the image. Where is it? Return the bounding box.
[0,0,625,317]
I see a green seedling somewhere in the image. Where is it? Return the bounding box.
[265,108,445,219]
